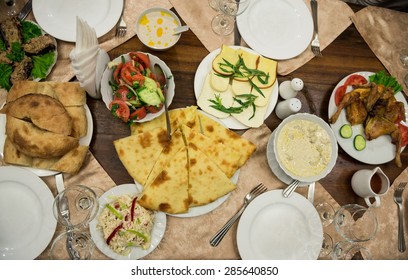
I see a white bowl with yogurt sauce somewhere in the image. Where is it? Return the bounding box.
[135,7,182,51]
[273,113,338,183]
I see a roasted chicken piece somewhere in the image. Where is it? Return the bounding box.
[330,82,405,167]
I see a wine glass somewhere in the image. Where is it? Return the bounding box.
[331,241,371,260]
[319,233,333,258]
[1,0,23,17]
[333,204,378,242]
[50,229,95,260]
[315,201,335,227]
[53,185,99,229]
[208,0,219,11]
[211,0,250,36]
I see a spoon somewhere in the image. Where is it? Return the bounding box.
[173,25,189,35]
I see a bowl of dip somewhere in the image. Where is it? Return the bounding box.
[273,113,338,183]
[135,7,182,51]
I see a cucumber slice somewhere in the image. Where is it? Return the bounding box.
[340,124,352,139]
[354,134,366,151]
[138,88,161,106]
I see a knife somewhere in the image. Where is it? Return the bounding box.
[234,0,241,46]
[153,63,172,140]
[17,0,32,21]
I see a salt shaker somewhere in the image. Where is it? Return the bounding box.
[279,78,304,99]
[275,98,302,119]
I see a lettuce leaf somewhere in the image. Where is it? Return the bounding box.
[21,20,43,43]
[0,63,13,90]
[369,70,403,93]
[31,52,56,80]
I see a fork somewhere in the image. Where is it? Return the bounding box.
[115,1,126,37]
[393,182,407,252]
[310,0,321,56]
[209,183,268,247]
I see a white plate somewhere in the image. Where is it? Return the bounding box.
[266,131,310,187]
[0,166,57,259]
[32,0,123,42]
[237,0,313,60]
[0,104,93,177]
[328,71,408,165]
[101,52,175,123]
[194,46,279,130]
[237,190,322,259]
[89,184,166,260]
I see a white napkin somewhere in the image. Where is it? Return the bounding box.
[70,17,106,99]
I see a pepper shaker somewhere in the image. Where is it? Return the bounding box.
[279,78,304,99]
[275,98,302,119]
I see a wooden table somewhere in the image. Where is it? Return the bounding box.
[87,7,408,208]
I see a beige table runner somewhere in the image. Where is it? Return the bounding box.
[170,0,354,75]
[352,6,408,94]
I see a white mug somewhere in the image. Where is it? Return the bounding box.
[351,167,390,207]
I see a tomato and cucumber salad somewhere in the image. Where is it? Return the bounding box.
[108,52,164,123]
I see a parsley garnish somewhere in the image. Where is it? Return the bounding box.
[208,94,258,120]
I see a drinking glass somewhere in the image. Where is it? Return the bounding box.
[319,233,333,258]
[333,204,378,242]
[53,185,99,229]
[211,0,250,36]
[315,201,335,227]
[50,229,95,260]
[331,241,372,260]
[1,0,24,17]
[208,0,219,11]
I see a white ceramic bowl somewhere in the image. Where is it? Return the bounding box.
[100,52,175,123]
[135,7,182,51]
[273,113,338,183]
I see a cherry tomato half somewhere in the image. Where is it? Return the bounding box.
[344,74,367,86]
[335,85,347,106]
[145,104,163,114]
[130,106,147,120]
[129,52,150,69]
[109,100,130,123]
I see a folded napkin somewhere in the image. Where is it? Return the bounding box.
[69,17,108,99]
[352,6,408,94]
[171,0,354,76]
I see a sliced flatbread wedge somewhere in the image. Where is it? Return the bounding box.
[138,146,189,214]
[197,111,256,166]
[6,116,79,158]
[130,106,199,135]
[65,106,87,138]
[7,81,86,106]
[187,144,236,207]
[0,93,73,135]
[198,73,234,119]
[114,127,170,185]
[181,124,241,178]
[144,129,186,186]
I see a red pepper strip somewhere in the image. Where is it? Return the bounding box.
[106,223,123,245]
[130,196,138,221]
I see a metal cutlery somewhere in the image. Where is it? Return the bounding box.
[393,182,407,253]
[17,0,32,21]
[307,182,315,204]
[115,0,127,37]
[55,173,80,260]
[210,183,268,247]
[310,0,322,56]
[153,63,172,140]
[282,179,301,198]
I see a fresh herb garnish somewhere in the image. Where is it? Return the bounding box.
[0,63,13,90]
[369,70,403,93]
[21,20,42,43]
[208,94,258,120]
[6,42,25,62]
[216,55,269,98]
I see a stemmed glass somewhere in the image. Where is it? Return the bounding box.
[208,0,220,11]
[51,185,99,259]
[211,0,250,36]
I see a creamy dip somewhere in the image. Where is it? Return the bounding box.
[138,10,179,49]
[276,119,332,178]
